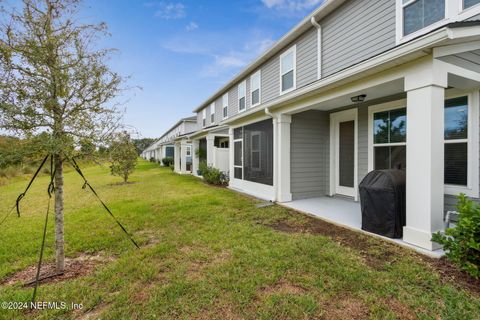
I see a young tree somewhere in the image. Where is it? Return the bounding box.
[0,0,125,273]
[109,131,137,183]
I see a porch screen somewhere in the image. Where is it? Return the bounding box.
[373,108,406,170]
[444,96,468,186]
[243,119,273,185]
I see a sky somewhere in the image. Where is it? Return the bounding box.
[78,0,324,138]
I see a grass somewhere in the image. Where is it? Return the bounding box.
[0,159,479,319]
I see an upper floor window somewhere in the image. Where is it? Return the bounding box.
[464,0,480,9]
[238,81,246,112]
[402,0,445,36]
[202,108,206,127]
[222,93,228,119]
[210,102,215,124]
[250,70,261,107]
[280,46,296,94]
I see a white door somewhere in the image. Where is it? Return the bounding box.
[330,109,358,199]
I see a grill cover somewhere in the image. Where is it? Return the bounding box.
[359,170,406,238]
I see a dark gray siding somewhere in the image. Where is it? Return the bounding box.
[357,106,368,185]
[290,110,330,200]
[322,0,396,77]
[297,27,318,88]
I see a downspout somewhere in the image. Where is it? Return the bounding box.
[310,17,322,79]
[265,108,278,202]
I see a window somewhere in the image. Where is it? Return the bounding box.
[210,102,215,124]
[222,93,228,119]
[402,0,444,36]
[238,81,246,112]
[444,96,468,186]
[186,146,191,157]
[464,0,480,9]
[280,46,296,94]
[250,71,261,107]
[234,119,273,185]
[202,109,206,127]
[372,107,407,170]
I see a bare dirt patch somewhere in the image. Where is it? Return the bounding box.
[179,245,232,281]
[75,303,110,320]
[320,296,370,320]
[381,297,418,320]
[262,210,480,295]
[2,253,114,286]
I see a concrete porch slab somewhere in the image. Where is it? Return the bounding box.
[280,196,445,258]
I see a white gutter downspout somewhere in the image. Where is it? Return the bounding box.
[265,107,278,202]
[310,17,322,79]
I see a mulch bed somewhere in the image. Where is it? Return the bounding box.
[262,210,480,295]
[1,253,114,287]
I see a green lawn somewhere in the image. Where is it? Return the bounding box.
[0,160,479,319]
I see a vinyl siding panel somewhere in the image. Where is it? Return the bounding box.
[297,27,318,88]
[229,85,238,115]
[261,56,280,104]
[357,106,368,185]
[322,0,396,77]
[215,97,222,124]
[290,110,330,200]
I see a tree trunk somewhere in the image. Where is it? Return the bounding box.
[54,154,65,274]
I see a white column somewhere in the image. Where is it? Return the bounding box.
[206,134,215,167]
[229,128,234,180]
[403,84,445,250]
[174,142,181,173]
[276,114,292,202]
[180,139,187,174]
[192,139,200,175]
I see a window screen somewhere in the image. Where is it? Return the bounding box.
[243,119,273,185]
[403,0,444,36]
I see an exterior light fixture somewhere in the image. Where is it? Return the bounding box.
[351,94,366,103]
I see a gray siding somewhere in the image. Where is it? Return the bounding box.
[322,0,396,77]
[229,85,238,115]
[357,106,368,185]
[297,27,318,88]
[261,56,280,104]
[290,110,330,200]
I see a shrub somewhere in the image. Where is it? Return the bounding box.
[432,194,480,278]
[162,157,174,167]
[199,163,228,186]
[149,157,156,163]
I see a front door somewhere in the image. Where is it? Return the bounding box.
[330,109,358,199]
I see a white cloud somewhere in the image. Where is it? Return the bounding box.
[185,21,199,32]
[261,0,323,12]
[152,2,186,20]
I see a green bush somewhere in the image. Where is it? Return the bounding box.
[162,157,174,167]
[432,194,480,278]
[199,162,228,186]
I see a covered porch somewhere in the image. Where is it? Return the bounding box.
[273,47,480,252]
[190,126,230,176]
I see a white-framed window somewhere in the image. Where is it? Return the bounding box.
[222,93,229,119]
[444,91,479,197]
[280,45,296,94]
[250,70,261,107]
[368,92,479,198]
[186,145,191,156]
[202,108,206,127]
[210,102,215,124]
[396,0,480,44]
[238,80,246,112]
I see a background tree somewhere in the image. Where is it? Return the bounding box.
[132,137,157,155]
[109,131,137,183]
[0,0,125,274]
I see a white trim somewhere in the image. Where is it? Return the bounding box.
[238,80,247,112]
[279,45,297,95]
[222,93,229,119]
[396,0,480,45]
[367,100,407,172]
[329,108,358,200]
[250,70,261,107]
[444,90,480,197]
[210,102,215,124]
[229,179,276,201]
